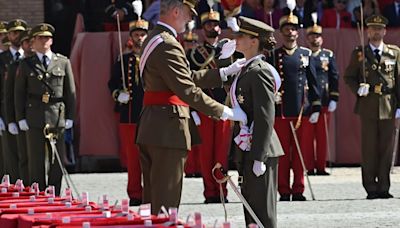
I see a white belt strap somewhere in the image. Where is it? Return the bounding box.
[139,34,163,76]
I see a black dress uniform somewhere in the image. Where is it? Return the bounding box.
[0,19,27,183]
[268,13,321,201]
[15,24,76,195]
[344,15,400,199]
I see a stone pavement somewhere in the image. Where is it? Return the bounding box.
[62,167,400,227]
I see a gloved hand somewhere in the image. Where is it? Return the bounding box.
[396,108,400,119]
[357,83,370,97]
[191,111,201,126]
[252,160,266,177]
[0,118,5,132]
[8,123,18,135]
[328,100,337,112]
[221,106,247,125]
[226,17,239,32]
[219,58,246,81]
[18,119,29,131]
[117,91,130,104]
[219,39,236,60]
[309,112,320,124]
[65,119,73,129]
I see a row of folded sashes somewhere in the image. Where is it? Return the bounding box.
[0,175,213,228]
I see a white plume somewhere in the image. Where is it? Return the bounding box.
[207,0,215,9]
[132,0,143,19]
[286,0,296,12]
[311,12,317,24]
[188,20,195,31]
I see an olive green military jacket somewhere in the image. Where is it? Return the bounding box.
[0,50,16,118]
[233,58,284,162]
[136,24,226,150]
[4,60,19,124]
[15,53,76,129]
[344,44,400,120]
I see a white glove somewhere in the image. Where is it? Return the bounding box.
[274,92,282,104]
[221,106,247,125]
[117,91,130,104]
[357,83,370,97]
[328,101,337,112]
[8,123,19,135]
[65,119,73,129]
[191,111,201,126]
[309,112,320,124]
[226,17,239,32]
[18,119,29,131]
[395,109,400,119]
[219,58,246,81]
[219,39,236,60]
[0,118,5,132]
[252,160,266,177]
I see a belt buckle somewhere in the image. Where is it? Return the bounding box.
[42,92,50,103]
[374,84,382,95]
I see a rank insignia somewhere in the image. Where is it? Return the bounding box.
[237,94,245,104]
[320,56,329,71]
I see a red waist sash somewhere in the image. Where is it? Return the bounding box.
[143,91,188,107]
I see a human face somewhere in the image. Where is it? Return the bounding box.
[334,0,347,11]
[264,32,277,50]
[130,30,147,49]
[235,33,258,57]
[175,4,193,33]
[367,26,386,43]
[21,39,32,53]
[203,21,221,38]
[280,24,298,43]
[8,30,22,47]
[307,33,323,48]
[33,35,53,53]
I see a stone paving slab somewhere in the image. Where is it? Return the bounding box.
[62,167,400,227]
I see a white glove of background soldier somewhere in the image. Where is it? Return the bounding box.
[221,106,247,125]
[0,118,5,132]
[395,109,400,119]
[328,101,337,112]
[357,83,370,97]
[253,160,266,177]
[18,119,29,131]
[191,111,201,126]
[219,58,246,81]
[117,91,130,104]
[8,123,19,135]
[65,119,73,129]
[309,112,320,124]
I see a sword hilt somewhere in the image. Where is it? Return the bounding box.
[212,163,230,184]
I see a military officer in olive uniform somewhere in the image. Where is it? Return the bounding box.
[15,23,76,195]
[302,22,339,176]
[232,16,284,228]
[268,13,321,201]
[0,19,27,182]
[108,18,149,206]
[136,0,246,214]
[4,29,33,184]
[344,15,400,200]
[187,9,234,204]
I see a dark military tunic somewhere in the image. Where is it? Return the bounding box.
[15,53,76,195]
[108,52,144,123]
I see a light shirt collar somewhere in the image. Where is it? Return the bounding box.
[244,54,264,67]
[9,47,24,59]
[157,21,177,37]
[36,51,53,64]
[369,42,384,55]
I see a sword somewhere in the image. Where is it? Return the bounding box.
[290,121,315,200]
[391,119,400,174]
[116,12,128,94]
[212,163,264,228]
[44,125,80,199]
[323,113,333,174]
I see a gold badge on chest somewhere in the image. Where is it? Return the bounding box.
[237,94,245,104]
[300,54,309,68]
[320,56,329,71]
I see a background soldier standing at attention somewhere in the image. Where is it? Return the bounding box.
[269,12,321,201]
[344,15,400,200]
[136,0,247,214]
[302,15,339,176]
[108,16,149,206]
[0,22,8,53]
[232,16,284,228]
[15,23,76,195]
[4,29,33,185]
[187,6,233,204]
[0,19,27,183]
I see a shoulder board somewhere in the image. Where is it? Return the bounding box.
[160,31,175,44]
[55,53,67,59]
[387,44,400,51]
[322,48,334,57]
[299,46,312,55]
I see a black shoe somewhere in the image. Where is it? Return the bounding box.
[292,193,306,201]
[204,197,220,204]
[316,170,330,176]
[279,194,290,201]
[307,170,315,176]
[193,173,202,178]
[366,192,379,200]
[185,173,196,178]
[378,192,393,199]
[129,198,142,206]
